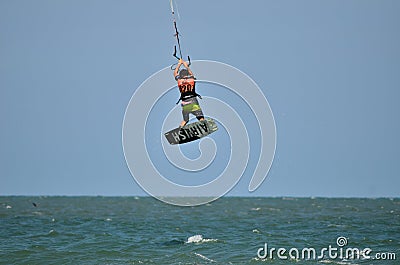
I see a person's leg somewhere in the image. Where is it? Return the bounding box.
[181,107,190,127]
[190,98,204,121]
[193,109,204,121]
[180,120,187,127]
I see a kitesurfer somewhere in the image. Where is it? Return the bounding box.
[174,59,204,128]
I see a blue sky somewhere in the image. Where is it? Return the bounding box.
[1,0,399,197]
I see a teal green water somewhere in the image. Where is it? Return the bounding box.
[0,197,399,264]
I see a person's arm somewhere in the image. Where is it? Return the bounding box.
[174,59,183,78]
[181,60,194,76]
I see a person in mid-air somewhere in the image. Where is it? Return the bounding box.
[174,59,204,128]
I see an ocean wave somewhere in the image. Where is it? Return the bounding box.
[194,252,216,263]
[186,234,218,244]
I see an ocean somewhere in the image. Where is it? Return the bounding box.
[0,197,399,265]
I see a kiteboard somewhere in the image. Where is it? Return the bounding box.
[164,118,218,145]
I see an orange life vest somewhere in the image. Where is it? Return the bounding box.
[177,77,200,103]
[178,78,196,94]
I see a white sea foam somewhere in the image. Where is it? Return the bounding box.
[320,260,359,265]
[187,234,203,243]
[186,234,217,243]
[194,252,216,263]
